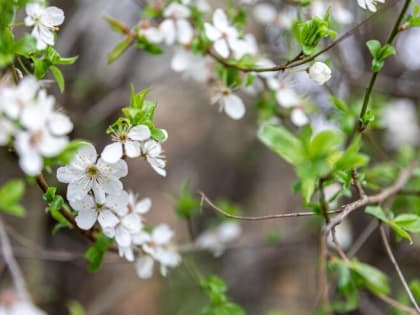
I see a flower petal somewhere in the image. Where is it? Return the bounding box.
[101,142,123,164]
[136,255,154,279]
[223,94,245,120]
[75,209,97,230]
[128,125,151,141]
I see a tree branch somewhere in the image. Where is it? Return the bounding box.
[0,218,30,301]
[380,224,420,313]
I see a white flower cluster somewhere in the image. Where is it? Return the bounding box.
[0,76,73,176]
[195,221,241,256]
[0,301,46,315]
[357,0,385,12]
[57,142,180,278]
[101,125,167,177]
[24,3,65,50]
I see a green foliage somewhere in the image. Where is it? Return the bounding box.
[0,179,25,217]
[200,275,245,315]
[293,10,337,55]
[84,233,113,272]
[405,2,420,27]
[366,40,396,72]
[108,36,134,64]
[43,187,71,231]
[365,206,420,243]
[330,258,390,311]
[175,181,201,218]
[258,124,368,204]
[107,86,167,143]
[68,301,85,315]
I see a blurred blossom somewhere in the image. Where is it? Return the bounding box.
[253,3,294,29]
[160,2,193,45]
[381,99,420,149]
[170,47,211,82]
[357,0,385,12]
[211,87,246,120]
[311,0,353,24]
[327,220,353,250]
[308,62,332,85]
[397,27,420,70]
[0,291,46,315]
[195,221,242,256]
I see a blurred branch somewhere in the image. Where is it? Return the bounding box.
[380,224,420,313]
[0,218,30,301]
[199,192,341,221]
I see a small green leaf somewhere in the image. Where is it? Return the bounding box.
[0,179,25,206]
[366,40,382,58]
[108,37,134,64]
[258,124,304,165]
[68,301,85,315]
[50,65,65,93]
[84,233,113,272]
[365,206,388,222]
[349,260,390,295]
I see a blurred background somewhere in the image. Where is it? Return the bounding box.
[1,0,420,314]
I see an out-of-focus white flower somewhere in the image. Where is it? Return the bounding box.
[137,21,163,44]
[195,221,241,256]
[381,99,420,149]
[311,1,353,24]
[0,76,38,120]
[204,9,240,58]
[182,0,211,12]
[357,0,385,12]
[140,140,167,177]
[135,224,181,278]
[327,220,353,250]
[308,62,332,85]
[0,117,15,145]
[231,34,258,59]
[24,3,65,50]
[253,3,294,29]
[57,143,128,202]
[170,47,211,82]
[69,192,129,230]
[211,88,246,120]
[275,87,300,108]
[290,108,309,126]
[160,3,193,45]
[0,301,47,315]
[101,125,151,163]
[397,27,420,70]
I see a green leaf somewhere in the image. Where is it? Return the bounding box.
[365,206,388,222]
[84,233,113,272]
[68,301,85,315]
[108,37,134,64]
[309,130,343,158]
[349,260,390,295]
[393,214,420,233]
[366,40,382,58]
[330,96,348,112]
[301,177,316,204]
[103,15,129,34]
[50,65,65,93]
[175,180,200,218]
[0,179,25,206]
[258,124,304,165]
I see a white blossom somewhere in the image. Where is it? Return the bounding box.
[253,3,294,29]
[0,300,47,315]
[101,125,151,163]
[195,221,241,256]
[357,0,385,12]
[57,143,128,202]
[135,224,181,278]
[170,47,211,82]
[308,62,332,85]
[327,220,353,250]
[24,3,65,50]
[137,22,164,44]
[290,108,309,127]
[231,34,258,59]
[69,192,129,230]
[140,140,167,177]
[204,9,240,58]
[211,88,246,120]
[103,194,151,248]
[381,99,420,148]
[0,76,38,120]
[0,117,15,146]
[159,3,193,45]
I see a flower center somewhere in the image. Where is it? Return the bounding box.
[86,165,99,177]
[29,130,43,147]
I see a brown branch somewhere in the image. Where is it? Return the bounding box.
[352,169,366,198]
[380,224,420,313]
[199,192,341,221]
[376,293,419,315]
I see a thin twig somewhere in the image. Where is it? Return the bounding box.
[0,218,30,301]
[352,169,366,198]
[380,224,420,313]
[199,192,341,221]
[347,219,378,258]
